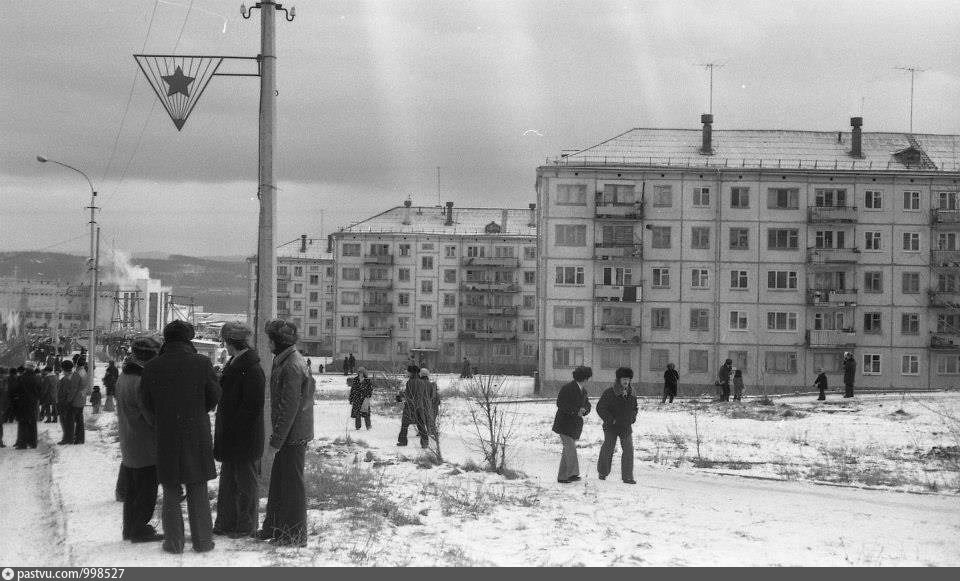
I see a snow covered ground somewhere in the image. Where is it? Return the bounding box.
[1,371,958,566]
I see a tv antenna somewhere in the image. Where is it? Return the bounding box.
[895,66,924,133]
[696,63,724,114]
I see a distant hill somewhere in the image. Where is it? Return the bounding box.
[0,251,249,313]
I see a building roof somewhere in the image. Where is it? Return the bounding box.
[276,236,333,261]
[550,127,960,172]
[336,205,537,237]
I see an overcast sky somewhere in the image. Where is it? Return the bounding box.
[2,0,960,257]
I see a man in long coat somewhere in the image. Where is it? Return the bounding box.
[396,365,429,448]
[552,365,592,483]
[56,360,81,445]
[141,320,221,554]
[213,322,265,539]
[40,366,58,423]
[13,363,41,449]
[843,352,856,398]
[0,367,8,447]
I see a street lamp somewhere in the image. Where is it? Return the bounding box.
[36,155,99,387]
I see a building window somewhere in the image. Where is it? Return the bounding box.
[555,224,587,246]
[342,243,360,257]
[553,347,584,368]
[308,308,319,319]
[864,271,883,293]
[524,246,536,260]
[522,343,536,357]
[340,291,359,305]
[523,295,535,309]
[729,311,748,330]
[652,184,672,207]
[652,268,670,288]
[767,188,799,209]
[557,184,587,205]
[397,317,409,330]
[767,270,798,290]
[937,273,959,292]
[863,231,881,250]
[767,312,798,331]
[691,268,709,288]
[420,328,432,342]
[730,187,750,208]
[902,232,920,252]
[442,269,456,283]
[814,188,848,207]
[325,318,333,329]
[277,281,288,293]
[553,306,585,328]
[467,246,486,258]
[813,352,843,373]
[650,349,670,371]
[396,244,410,256]
[293,266,303,277]
[902,312,920,335]
[277,299,288,311]
[903,191,921,210]
[397,293,409,306]
[651,227,672,248]
[445,245,456,258]
[902,272,920,294]
[730,270,748,289]
[342,267,360,281]
[523,271,536,284]
[522,319,535,333]
[277,265,289,277]
[421,256,433,270]
[936,355,960,375]
[326,267,334,277]
[899,355,919,376]
[293,282,303,293]
[690,308,710,331]
[937,314,960,333]
[309,291,319,302]
[691,227,711,249]
[556,266,584,286]
[309,274,319,285]
[340,315,358,328]
[420,280,433,294]
[688,349,709,373]
[767,228,799,249]
[692,187,710,207]
[764,352,798,374]
[419,305,433,319]
[937,191,960,210]
[443,293,456,307]
[863,312,882,334]
[865,190,883,209]
[495,246,515,258]
[651,308,670,330]
[600,347,632,369]
[443,318,456,332]
[862,354,881,375]
[729,228,749,250]
[421,243,434,252]
[326,301,334,311]
[397,268,410,282]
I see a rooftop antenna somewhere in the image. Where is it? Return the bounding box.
[436,166,441,207]
[895,66,924,133]
[696,63,724,114]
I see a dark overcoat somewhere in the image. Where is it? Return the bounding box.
[348,375,373,419]
[551,380,591,440]
[269,345,314,448]
[213,349,265,462]
[14,371,41,421]
[843,357,856,386]
[140,341,221,485]
[116,359,157,468]
[595,384,638,433]
[400,376,428,423]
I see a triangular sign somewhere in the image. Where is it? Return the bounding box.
[134,55,224,131]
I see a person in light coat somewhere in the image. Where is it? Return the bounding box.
[348,367,373,430]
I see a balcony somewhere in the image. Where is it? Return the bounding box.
[360,326,393,339]
[594,283,642,302]
[930,250,960,267]
[594,243,643,261]
[594,324,641,344]
[459,305,519,317]
[595,201,644,220]
[459,281,521,293]
[807,206,858,223]
[931,209,960,227]
[928,290,960,309]
[362,254,394,265]
[806,288,858,306]
[361,279,393,289]
[931,334,960,350]
[360,302,393,314]
[806,329,857,348]
[460,256,520,268]
[806,247,860,265]
[458,330,517,342]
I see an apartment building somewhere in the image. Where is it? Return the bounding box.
[537,115,960,393]
[330,201,538,373]
[246,235,335,356]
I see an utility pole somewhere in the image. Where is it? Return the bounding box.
[896,66,924,133]
[92,226,101,378]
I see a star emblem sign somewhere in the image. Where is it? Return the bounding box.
[162,66,195,97]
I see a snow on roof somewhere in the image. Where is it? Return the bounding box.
[336,205,537,237]
[551,127,960,172]
[276,236,333,261]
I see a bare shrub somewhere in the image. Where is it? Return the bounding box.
[464,374,520,475]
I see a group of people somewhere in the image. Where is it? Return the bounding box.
[396,365,440,448]
[342,353,357,375]
[111,318,314,554]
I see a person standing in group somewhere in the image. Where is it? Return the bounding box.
[0,367,8,447]
[347,353,356,376]
[103,360,119,413]
[90,387,102,414]
[842,352,856,398]
[732,369,745,402]
[116,336,164,543]
[814,367,829,401]
[40,366,58,423]
[342,355,350,376]
[213,322,265,540]
[141,320,221,554]
[396,365,428,448]
[595,367,638,484]
[348,367,373,431]
[69,359,91,444]
[419,368,440,440]
[460,357,473,379]
[13,362,41,449]
[717,358,733,403]
[662,362,679,404]
[256,319,314,547]
[552,365,593,484]
[56,360,81,445]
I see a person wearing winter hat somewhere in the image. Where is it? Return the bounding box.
[213,322,265,539]
[141,321,221,554]
[348,367,373,430]
[595,367,638,484]
[419,368,440,439]
[396,365,429,448]
[256,319,314,547]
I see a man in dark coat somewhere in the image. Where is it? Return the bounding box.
[814,367,829,401]
[717,359,733,402]
[213,322,265,539]
[102,360,119,412]
[347,353,356,375]
[596,367,638,484]
[0,367,8,447]
[348,367,373,430]
[662,362,679,404]
[842,352,856,398]
[552,365,592,483]
[116,336,163,543]
[13,363,41,449]
[40,366,58,423]
[460,357,472,379]
[396,365,429,448]
[141,320,221,554]
[256,319,314,547]
[56,360,81,445]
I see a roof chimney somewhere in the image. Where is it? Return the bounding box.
[699,113,714,155]
[300,234,308,254]
[850,117,863,158]
[326,234,333,253]
[528,203,536,226]
[501,209,509,232]
[445,201,454,226]
[402,198,412,225]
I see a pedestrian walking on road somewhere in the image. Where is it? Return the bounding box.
[814,367,828,401]
[348,367,373,430]
[141,320,221,554]
[595,367,638,484]
[213,322,265,540]
[552,365,592,484]
[842,352,856,398]
[662,363,679,404]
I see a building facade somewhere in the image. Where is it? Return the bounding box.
[247,235,335,356]
[537,115,960,393]
[330,201,538,374]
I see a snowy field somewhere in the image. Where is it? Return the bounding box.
[1,371,959,566]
